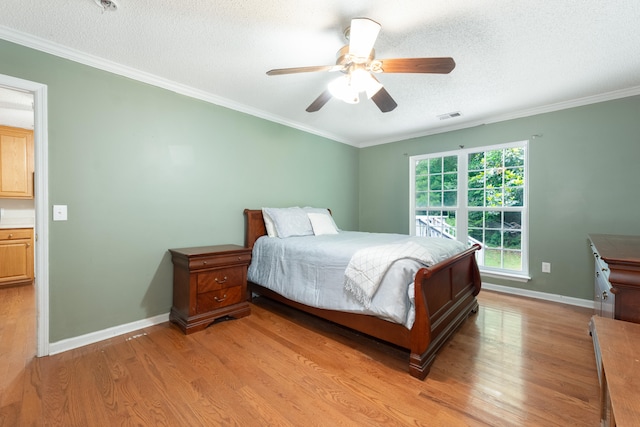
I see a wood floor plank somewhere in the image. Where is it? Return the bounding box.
[0,287,601,426]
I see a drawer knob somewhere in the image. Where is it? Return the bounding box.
[215,276,228,284]
[602,291,608,300]
[8,234,13,238]
[601,267,608,272]
[214,294,228,302]
[203,261,208,265]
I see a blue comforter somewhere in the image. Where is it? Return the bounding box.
[247,231,467,329]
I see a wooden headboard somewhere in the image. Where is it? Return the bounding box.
[244,209,267,248]
[243,208,333,249]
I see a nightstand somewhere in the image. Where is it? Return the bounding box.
[168,244,251,334]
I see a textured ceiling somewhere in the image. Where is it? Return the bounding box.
[1,0,639,146]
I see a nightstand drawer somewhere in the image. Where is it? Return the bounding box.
[169,244,251,334]
[197,266,245,293]
[189,253,251,270]
[197,286,244,312]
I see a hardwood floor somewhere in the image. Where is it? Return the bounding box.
[0,286,600,426]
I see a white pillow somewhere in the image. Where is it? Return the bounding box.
[303,207,339,231]
[262,210,278,237]
[262,207,314,238]
[308,212,339,235]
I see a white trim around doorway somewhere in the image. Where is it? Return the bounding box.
[0,73,49,356]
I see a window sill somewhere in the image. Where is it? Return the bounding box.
[480,269,531,283]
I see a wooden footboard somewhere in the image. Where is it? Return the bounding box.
[243,209,482,379]
[409,244,482,379]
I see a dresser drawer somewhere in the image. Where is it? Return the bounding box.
[188,253,251,270]
[197,286,244,312]
[0,229,32,240]
[197,266,245,293]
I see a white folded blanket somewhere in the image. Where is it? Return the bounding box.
[344,241,437,308]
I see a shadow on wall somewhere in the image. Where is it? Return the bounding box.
[141,251,174,318]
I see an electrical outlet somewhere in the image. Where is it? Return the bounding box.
[542,262,551,273]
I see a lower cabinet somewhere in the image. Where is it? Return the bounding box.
[0,227,34,287]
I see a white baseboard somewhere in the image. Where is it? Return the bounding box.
[48,312,170,355]
[482,282,594,309]
[45,283,592,355]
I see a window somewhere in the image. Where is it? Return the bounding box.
[410,140,528,278]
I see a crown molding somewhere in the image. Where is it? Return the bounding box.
[357,85,640,148]
[0,26,352,145]
[2,25,639,150]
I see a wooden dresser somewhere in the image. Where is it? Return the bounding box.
[169,244,251,334]
[589,316,640,426]
[589,234,640,323]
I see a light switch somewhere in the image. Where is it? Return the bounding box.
[53,205,68,221]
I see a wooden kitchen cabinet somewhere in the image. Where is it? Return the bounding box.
[0,125,34,199]
[0,227,34,287]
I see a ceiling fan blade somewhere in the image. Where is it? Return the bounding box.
[370,87,397,113]
[267,65,339,76]
[377,57,456,74]
[306,90,332,112]
[348,18,381,59]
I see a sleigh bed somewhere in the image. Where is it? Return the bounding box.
[244,208,482,379]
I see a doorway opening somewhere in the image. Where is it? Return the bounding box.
[0,73,49,357]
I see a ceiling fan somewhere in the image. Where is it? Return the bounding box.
[266,18,456,113]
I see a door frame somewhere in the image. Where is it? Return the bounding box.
[0,73,49,356]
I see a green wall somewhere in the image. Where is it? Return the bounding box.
[0,39,359,342]
[359,96,640,300]
[2,36,639,342]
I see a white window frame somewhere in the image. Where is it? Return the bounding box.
[409,140,530,281]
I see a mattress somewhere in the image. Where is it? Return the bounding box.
[247,231,467,329]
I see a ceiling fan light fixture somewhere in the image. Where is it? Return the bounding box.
[351,69,383,98]
[328,75,360,104]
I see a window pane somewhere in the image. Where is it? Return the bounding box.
[443,173,457,190]
[505,167,524,187]
[485,211,501,228]
[429,175,442,191]
[468,211,483,228]
[485,249,502,268]
[415,192,428,208]
[443,156,457,173]
[504,211,521,229]
[468,190,484,207]
[485,149,503,168]
[468,152,484,171]
[505,147,524,167]
[468,171,484,189]
[504,250,522,270]
[486,189,503,207]
[429,191,442,206]
[505,187,523,207]
[469,228,483,242]
[429,157,442,173]
[416,175,428,191]
[485,230,501,248]
[443,191,457,207]
[504,231,521,249]
[486,168,503,188]
[415,160,429,175]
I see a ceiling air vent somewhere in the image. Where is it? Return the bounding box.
[94,0,118,11]
[437,111,462,120]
